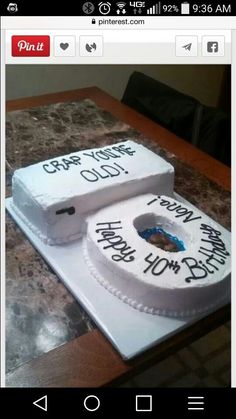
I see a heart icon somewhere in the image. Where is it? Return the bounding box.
[60,43,69,51]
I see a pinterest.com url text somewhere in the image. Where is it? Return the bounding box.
[98,18,145,26]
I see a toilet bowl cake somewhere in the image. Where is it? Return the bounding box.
[11,140,174,245]
[84,194,231,317]
[11,139,231,318]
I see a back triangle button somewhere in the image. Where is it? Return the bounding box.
[33,395,47,412]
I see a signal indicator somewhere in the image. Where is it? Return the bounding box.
[116,1,127,14]
[147,2,161,15]
[117,1,126,8]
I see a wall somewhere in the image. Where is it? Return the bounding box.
[6,64,226,107]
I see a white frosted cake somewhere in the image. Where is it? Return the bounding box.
[84,194,231,317]
[11,140,231,317]
[12,140,174,245]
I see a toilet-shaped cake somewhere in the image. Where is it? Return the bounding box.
[11,140,231,317]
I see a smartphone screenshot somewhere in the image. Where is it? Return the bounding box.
[0,0,234,415]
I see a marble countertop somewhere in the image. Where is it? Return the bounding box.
[6,98,231,374]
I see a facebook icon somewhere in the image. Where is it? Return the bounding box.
[207,41,219,53]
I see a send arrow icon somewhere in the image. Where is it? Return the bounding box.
[33,395,47,412]
[182,43,192,51]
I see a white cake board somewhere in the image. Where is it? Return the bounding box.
[6,195,230,360]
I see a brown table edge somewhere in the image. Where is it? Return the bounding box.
[6,87,231,387]
[6,86,230,192]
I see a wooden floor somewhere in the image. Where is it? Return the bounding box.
[122,322,230,387]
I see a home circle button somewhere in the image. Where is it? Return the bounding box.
[84,395,100,412]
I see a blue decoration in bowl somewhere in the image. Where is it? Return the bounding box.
[138,227,185,252]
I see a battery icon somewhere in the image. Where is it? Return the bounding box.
[181,2,190,14]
